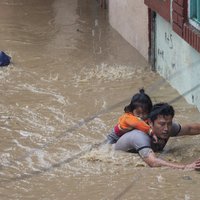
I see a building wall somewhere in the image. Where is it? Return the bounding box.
[155,14,200,110]
[108,0,200,110]
[108,0,149,60]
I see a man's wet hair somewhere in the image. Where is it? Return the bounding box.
[124,88,153,114]
[148,103,175,122]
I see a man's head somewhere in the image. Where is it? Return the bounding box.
[148,103,175,139]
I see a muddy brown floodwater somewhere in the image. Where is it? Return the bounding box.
[0,0,200,199]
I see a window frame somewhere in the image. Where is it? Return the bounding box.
[189,0,200,30]
[147,0,200,53]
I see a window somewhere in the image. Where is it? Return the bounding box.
[189,0,200,29]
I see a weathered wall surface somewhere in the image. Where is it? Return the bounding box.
[155,14,200,111]
[108,0,149,60]
[108,0,200,111]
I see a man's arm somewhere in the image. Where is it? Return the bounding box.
[178,123,200,136]
[141,149,200,170]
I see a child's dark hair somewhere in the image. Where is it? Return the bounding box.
[124,88,152,113]
[148,103,175,122]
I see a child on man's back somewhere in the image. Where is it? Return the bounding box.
[107,89,157,144]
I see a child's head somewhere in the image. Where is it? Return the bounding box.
[124,88,152,119]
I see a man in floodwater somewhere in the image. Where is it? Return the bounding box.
[115,103,200,170]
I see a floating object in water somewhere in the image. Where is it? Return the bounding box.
[0,51,11,67]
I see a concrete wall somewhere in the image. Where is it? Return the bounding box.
[155,14,200,111]
[108,0,149,60]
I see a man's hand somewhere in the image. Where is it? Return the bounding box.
[185,159,200,171]
[142,151,200,170]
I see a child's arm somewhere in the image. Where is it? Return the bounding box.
[125,116,157,142]
[125,116,151,133]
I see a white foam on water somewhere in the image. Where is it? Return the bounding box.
[71,63,137,85]
[18,130,46,146]
[86,117,107,135]
[16,83,70,105]
[18,107,55,133]
[76,143,144,175]
[185,194,191,200]
[19,130,33,137]
[11,138,53,170]
[0,126,12,132]
[0,67,11,80]
[0,152,11,167]
[156,174,165,183]
[47,106,66,124]
[30,149,51,169]
[40,73,59,82]
[12,139,32,151]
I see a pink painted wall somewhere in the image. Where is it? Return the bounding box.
[108,0,149,59]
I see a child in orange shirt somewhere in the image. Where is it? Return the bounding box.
[107,89,157,144]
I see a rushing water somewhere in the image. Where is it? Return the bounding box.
[1,0,200,199]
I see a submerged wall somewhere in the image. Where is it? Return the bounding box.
[108,0,200,110]
[108,0,149,60]
[155,14,200,111]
